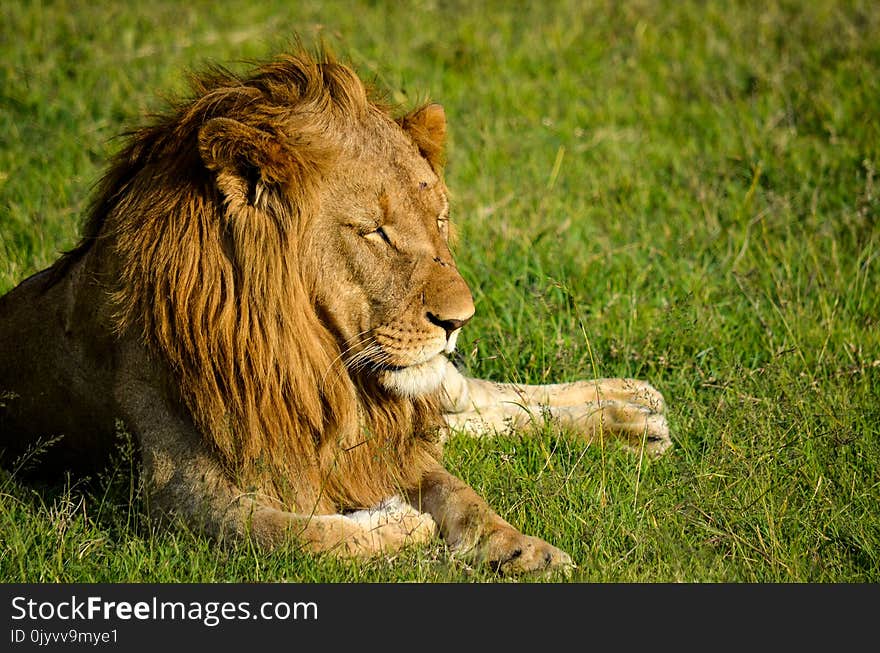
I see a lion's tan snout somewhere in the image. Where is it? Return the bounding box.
[426,311,472,337]
[423,259,475,350]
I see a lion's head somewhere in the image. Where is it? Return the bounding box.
[59,50,474,511]
[195,64,475,401]
[300,100,475,400]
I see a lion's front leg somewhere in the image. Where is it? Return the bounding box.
[440,359,666,413]
[445,400,672,457]
[407,466,572,575]
[439,359,671,455]
[241,500,436,556]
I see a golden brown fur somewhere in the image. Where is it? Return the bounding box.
[52,54,444,513]
[0,48,670,573]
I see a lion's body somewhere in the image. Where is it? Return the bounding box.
[0,264,118,475]
[0,50,669,573]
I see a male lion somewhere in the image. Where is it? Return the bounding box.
[0,50,669,574]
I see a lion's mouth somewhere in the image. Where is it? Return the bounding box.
[373,361,407,373]
[376,354,449,398]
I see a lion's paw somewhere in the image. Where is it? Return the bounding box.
[555,400,672,457]
[605,401,671,457]
[479,527,573,576]
[619,379,667,414]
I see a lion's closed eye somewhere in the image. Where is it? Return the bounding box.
[365,225,393,247]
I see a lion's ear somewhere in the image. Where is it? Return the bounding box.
[399,103,447,171]
[198,117,291,206]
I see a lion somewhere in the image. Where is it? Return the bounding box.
[0,50,669,574]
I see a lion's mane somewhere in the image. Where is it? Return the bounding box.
[52,51,443,512]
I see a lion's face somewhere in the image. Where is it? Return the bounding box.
[308,105,474,397]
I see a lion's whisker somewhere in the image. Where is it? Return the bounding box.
[319,328,378,391]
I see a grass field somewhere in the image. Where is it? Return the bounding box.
[1,0,878,582]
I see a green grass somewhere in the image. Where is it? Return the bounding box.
[1,0,878,582]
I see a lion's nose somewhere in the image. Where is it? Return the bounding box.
[426,312,473,339]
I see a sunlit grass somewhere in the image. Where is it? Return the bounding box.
[1,0,877,582]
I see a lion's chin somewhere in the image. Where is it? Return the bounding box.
[377,355,448,398]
